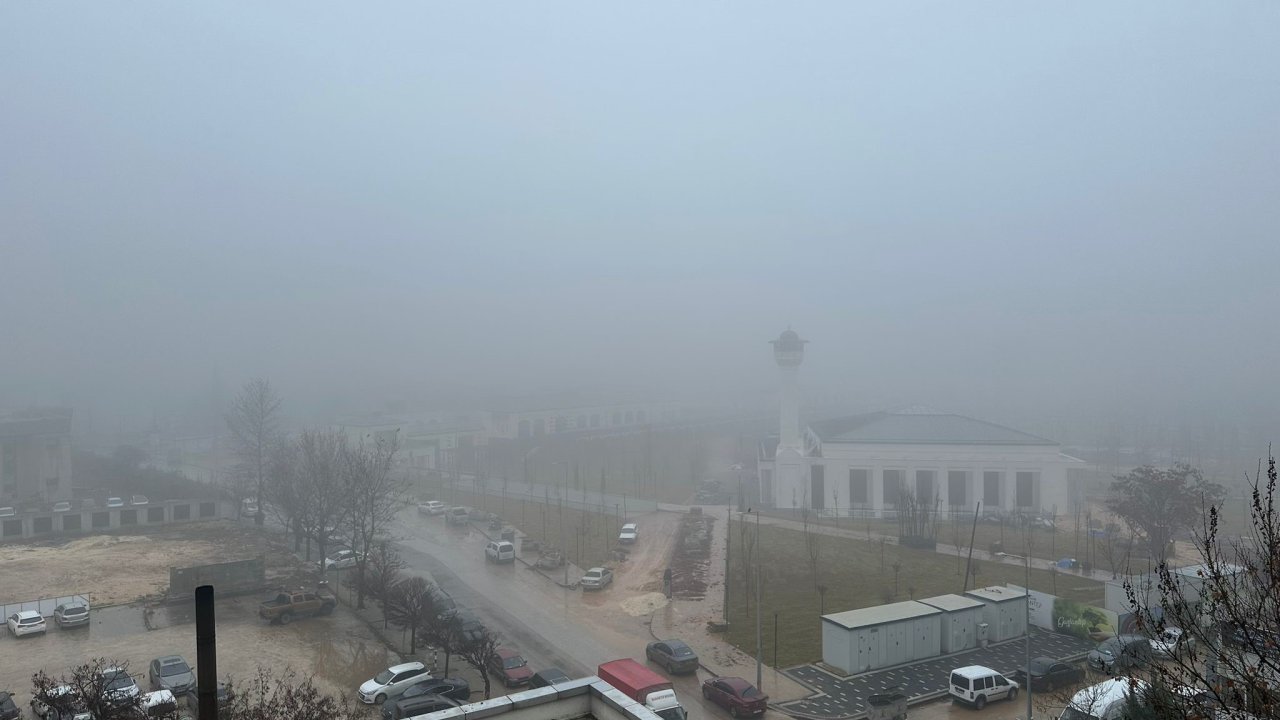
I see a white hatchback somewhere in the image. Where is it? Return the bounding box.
[7,610,47,637]
[358,661,430,704]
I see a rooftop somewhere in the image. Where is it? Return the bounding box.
[822,600,941,629]
[965,586,1028,603]
[917,593,986,613]
[808,407,1055,446]
[418,675,661,720]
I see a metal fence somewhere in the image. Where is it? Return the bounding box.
[1,593,91,619]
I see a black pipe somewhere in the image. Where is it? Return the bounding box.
[195,585,218,720]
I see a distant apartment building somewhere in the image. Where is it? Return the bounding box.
[0,408,73,504]
[483,396,681,440]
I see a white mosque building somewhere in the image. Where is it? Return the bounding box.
[757,329,1085,517]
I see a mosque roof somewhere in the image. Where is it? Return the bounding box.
[808,406,1056,446]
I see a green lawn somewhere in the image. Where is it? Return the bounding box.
[725,519,1104,668]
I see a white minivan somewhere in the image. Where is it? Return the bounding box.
[949,665,1018,709]
[485,541,515,563]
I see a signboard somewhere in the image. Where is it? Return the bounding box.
[1009,585,1117,641]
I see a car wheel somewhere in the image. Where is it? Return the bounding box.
[1007,687,1017,702]
[702,687,711,699]
[375,694,386,704]
[731,706,741,718]
[974,695,986,710]
[280,612,293,625]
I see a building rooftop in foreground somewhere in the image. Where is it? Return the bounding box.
[822,600,941,629]
[416,676,661,720]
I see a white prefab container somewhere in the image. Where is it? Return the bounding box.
[821,601,942,674]
[918,593,985,653]
[964,586,1027,643]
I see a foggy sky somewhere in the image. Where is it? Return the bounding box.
[3,2,1278,435]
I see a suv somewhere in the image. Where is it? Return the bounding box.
[8,610,47,637]
[486,541,515,563]
[489,648,533,687]
[949,665,1018,709]
[100,667,140,706]
[358,662,430,704]
[580,567,613,590]
[1087,635,1152,674]
[447,507,471,526]
[418,501,446,516]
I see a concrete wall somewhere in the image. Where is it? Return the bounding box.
[0,499,233,542]
[169,556,266,597]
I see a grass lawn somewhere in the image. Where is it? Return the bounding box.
[445,489,625,570]
[725,519,1105,668]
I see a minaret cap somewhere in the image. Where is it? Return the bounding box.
[771,328,807,367]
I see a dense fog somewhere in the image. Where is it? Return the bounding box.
[3,2,1278,449]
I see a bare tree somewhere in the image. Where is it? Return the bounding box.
[1108,462,1225,563]
[897,486,939,545]
[1120,452,1280,718]
[344,431,405,609]
[458,626,502,699]
[424,610,463,677]
[222,667,365,720]
[266,441,307,552]
[800,501,823,599]
[31,658,154,720]
[297,428,350,566]
[226,379,282,526]
[384,576,439,656]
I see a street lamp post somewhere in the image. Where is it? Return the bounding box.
[1002,550,1034,720]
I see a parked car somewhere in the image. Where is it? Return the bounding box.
[701,677,768,717]
[456,612,486,643]
[358,662,430,704]
[30,685,92,720]
[131,495,149,506]
[1151,627,1192,659]
[106,497,125,508]
[322,549,358,571]
[381,694,459,720]
[489,648,534,687]
[1009,656,1085,692]
[418,501,446,516]
[580,567,614,590]
[53,603,90,628]
[1087,635,1153,674]
[618,523,638,544]
[485,541,516,563]
[949,665,1018,710]
[0,691,20,720]
[149,655,196,695]
[446,506,471,526]
[1062,678,1149,720]
[52,502,72,513]
[257,589,336,624]
[646,639,699,674]
[141,689,178,719]
[100,667,141,706]
[0,507,15,517]
[7,610,47,637]
[392,677,470,704]
[529,668,571,689]
[242,498,259,516]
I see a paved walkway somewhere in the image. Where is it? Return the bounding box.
[778,628,1093,720]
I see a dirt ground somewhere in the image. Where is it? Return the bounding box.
[0,597,390,710]
[0,520,305,606]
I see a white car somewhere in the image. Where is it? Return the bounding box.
[52,502,72,513]
[31,685,92,720]
[485,541,515,563]
[7,610,47,637]
[322,549,358,571]
[1152,627,1192,659]
[357,661,430,704]
[580,567,614,590]
[618,523,638,544]
[418,501,446,516]
[131,495,149,506]
[100,667,141,705]
[106,497,125,508]
[949,665,1018,709]
[0,506,14,517]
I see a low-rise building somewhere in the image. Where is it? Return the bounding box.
[0,407,73,505]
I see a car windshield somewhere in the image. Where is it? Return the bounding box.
[1029,658,1053,673]
[656,708,687,720]
[503,656,526,669]
[670,643,693,657]
[63,605,87,615]
[104,674,134,691]
[740,686,762,699]
[161,661,190,676]
[374,670,395,684]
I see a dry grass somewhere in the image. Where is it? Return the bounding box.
[724,519,1105,668]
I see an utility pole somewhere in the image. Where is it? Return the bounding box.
[723,507,731,623]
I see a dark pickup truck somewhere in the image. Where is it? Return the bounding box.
[258,590,336,624]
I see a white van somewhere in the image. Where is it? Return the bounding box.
[1061,677,1149,720]
[948,665,1018,709]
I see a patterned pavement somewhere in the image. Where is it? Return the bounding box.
[779,629,1093,719]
